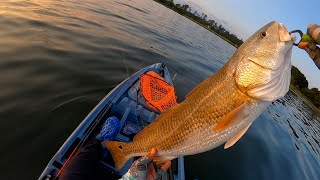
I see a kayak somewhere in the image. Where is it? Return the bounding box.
[39,63,185,180]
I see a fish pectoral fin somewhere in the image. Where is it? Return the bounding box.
[212,102,251,132]
[224,123,252,149]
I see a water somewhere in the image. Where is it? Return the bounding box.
[0,0,319,179]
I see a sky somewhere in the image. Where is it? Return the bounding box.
[175,0,320,89]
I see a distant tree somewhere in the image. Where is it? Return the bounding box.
[181,4,189,12]
[291,66,308,89]
[315,94,320,108]
[290,66,320,108]
[203,14,207,21]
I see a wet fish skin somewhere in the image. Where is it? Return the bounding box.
[104,21,295,170]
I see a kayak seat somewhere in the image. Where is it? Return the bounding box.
[113,97,158,124]
[111,97,159,143]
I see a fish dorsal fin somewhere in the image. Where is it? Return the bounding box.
[212,102,250,131]
[224,122,252,149]
[133,104,180,141]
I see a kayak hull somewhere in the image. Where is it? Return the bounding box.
[39,63,184,180]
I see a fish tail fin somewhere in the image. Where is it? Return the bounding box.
[103,141,130,170]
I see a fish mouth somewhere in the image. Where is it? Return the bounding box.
[279,23,295,42]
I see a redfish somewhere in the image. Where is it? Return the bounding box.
[104,21,295,170]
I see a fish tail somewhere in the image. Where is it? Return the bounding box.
[103,141,130,170]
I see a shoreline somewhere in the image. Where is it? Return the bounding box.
[154,1,239,48]
[290,85,320,114]
[183,16,238,48]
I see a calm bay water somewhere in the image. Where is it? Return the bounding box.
[0,0,319,179]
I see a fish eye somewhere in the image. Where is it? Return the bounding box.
[260,32,267,37]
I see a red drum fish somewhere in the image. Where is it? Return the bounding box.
[104,21,295,170]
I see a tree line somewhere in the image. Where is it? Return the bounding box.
[291,66,320,109]
[154,0,243,47]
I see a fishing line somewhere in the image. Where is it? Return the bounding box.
[50,87,114,112]
[133,86,144,130]
[172,73,178,81]
[50,96,87,112]
[122,51,129,77]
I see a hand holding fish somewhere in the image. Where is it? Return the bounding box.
[295,24,320,69]
[121,148,171,180]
